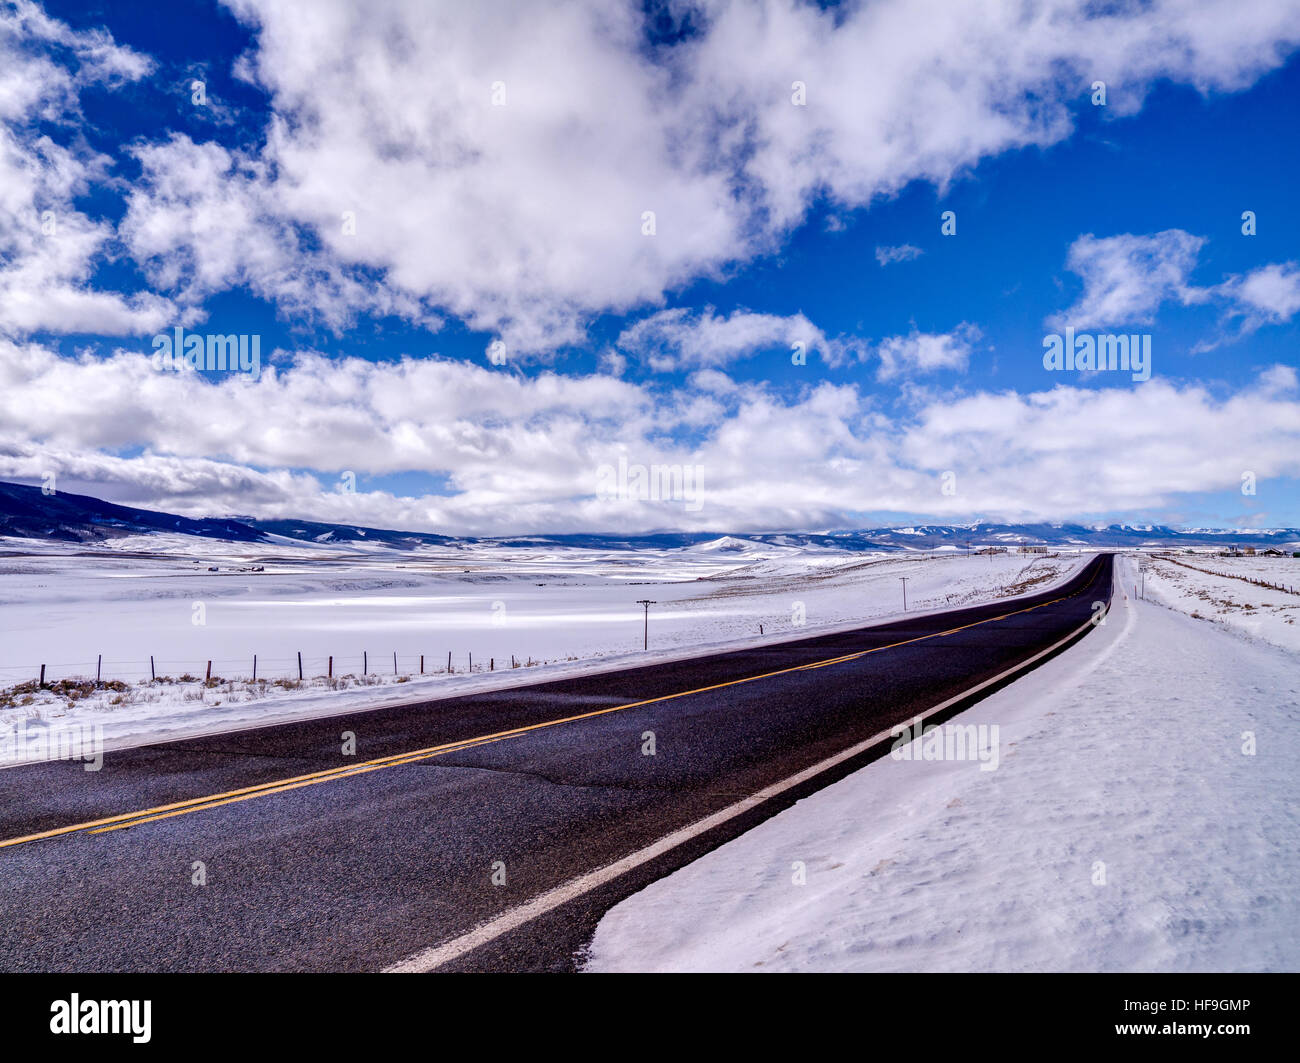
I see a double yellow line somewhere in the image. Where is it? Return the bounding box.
[0,731,520,850]
[0,577,1090,851]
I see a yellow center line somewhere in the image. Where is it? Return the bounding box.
[89,732,522,835]
[0,576,1094,850]
[0,732,524,850]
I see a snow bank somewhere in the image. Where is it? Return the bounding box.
[586,557,1300,972]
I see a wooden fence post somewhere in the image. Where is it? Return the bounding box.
[298,651,303,680]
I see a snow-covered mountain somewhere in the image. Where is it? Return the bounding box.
[0,481,265,543]
[1,481,1297,551]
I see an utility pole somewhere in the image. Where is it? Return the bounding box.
[636,599,656,650]
[899,577,909,611]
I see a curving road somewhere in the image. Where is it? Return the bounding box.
[0,552,1114,972]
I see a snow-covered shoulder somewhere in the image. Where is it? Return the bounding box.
[585,556,1300,972]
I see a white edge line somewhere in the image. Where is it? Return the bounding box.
[384,579,1112,973]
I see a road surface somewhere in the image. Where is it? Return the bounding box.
[0,553,1114,972]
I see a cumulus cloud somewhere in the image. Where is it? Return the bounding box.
[2,341,1297,533]
[1218,261,1300,327]
[0,339,650,488]
[160,0,746,352]
[1257,363,1299,395]
[614,310,980,379]
[121,136,440,334]
[4,2,1300,534]
[896,370,1300,520]
[109,0,1300,351]
[1048,230,1208,330]
[615,307,840,371]
[872,325,980,381]
[1050,229,1300,340]
[0,2,173,337]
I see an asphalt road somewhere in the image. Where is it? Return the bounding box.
[0,552,1114,972]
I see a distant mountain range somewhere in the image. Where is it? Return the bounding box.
[1,480,1297,551]
[0,481,265,543]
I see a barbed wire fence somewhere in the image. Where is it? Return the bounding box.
[0,648,559,692]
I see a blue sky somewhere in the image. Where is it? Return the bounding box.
[2,0,1299,533]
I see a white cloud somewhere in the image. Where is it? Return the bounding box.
[873,325,980,380]
[1,0,150,116]
[1257,363,1299,395]
[3,340,1297,533]
[169,0,747,352]
[121,136,441,334]
[875,244,924,267]
[1049,229,1300,339]
[615,307,837,370]
[1048,230,1208,330]
[0,339,650,487]
[676,0,1300,233]
[897,370,1300,520]
[0,3,174,337]
[615,310,978,379]
[108,0,1300,350]
[1219,261,1300,326]
[4,2,1300,534]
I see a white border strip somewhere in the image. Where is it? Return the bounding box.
[386,586,1112,972]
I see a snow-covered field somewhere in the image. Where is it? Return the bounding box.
[1140,553,1300,654]
[587,556,1300,972]
[0,535,1085,755]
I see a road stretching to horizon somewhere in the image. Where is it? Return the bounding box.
[0,553,1114,972]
